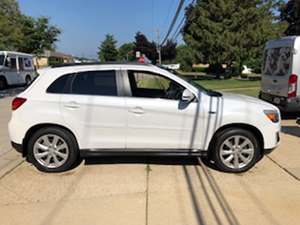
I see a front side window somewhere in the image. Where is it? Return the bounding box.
[71,70,117,96]
[128,70,184,100]
[8,57,17,69]
[0,55,5,66]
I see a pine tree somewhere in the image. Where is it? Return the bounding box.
[98,34,118,62]
[280,0,300,35]
[183,0,285,75]
[118,42,135,61]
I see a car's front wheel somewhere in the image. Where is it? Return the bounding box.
[211,128,261,173]
[27,127,79,172]
[25,75,32,86]
[0,76,7,90]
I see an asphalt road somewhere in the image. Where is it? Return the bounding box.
[0,88,299,225]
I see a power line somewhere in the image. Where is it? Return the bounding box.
[160,0,185,46]
[171,16,185,41]
[170,0,197,41]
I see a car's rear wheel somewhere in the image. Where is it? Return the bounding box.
[0,76,7,90]
[27,127,79,172]
[211,128,261,173]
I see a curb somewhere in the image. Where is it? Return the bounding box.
[0,151,24,179]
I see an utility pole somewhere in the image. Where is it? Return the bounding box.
[156,29,162,65]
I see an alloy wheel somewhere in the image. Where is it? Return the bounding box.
[33,134,69,169]
[219,135,255,169]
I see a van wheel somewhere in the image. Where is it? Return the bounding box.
[0,77,7,90]
[25,76,31,86]
[211,128,260,173]
[27,127,79,172]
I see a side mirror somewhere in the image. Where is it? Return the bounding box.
[181,89,195,102]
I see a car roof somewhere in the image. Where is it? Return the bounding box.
[38,62,161,77]
[0,51,33,57]
[266,36,300,49]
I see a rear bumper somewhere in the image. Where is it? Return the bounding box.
[260,92,300,113]
[11,141,23,154]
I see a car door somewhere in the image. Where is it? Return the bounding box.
[124,70,201,150]
[60,69,126,150]
[17,57,26,84]
[4,56,20,85]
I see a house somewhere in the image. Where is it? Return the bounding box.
[34,50,74,68]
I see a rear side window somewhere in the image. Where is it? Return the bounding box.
[71,70,117,96]
[47,74,74,94]
[263,47,292,76]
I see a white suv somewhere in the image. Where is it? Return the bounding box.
[8,63,281,173]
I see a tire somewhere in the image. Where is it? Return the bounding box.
[0,76,7,90]
[211,128,261,173]
[27,127,79,172]
[25,75,31,86]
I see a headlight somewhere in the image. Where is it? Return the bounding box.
[264,110,279,123]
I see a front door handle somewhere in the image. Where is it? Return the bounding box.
[64,101,80,109]
[129,107,145,114]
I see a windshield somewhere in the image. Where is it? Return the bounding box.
[263,47,292,76]
[179,75,209,92]
[0,54,5,66]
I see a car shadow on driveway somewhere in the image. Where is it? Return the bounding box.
[84,156,199,166]
[281,126,300,138]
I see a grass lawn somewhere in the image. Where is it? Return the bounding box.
[195,79,261,97]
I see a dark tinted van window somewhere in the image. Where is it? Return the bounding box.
[47,74,73,94]
[71,70,117,96]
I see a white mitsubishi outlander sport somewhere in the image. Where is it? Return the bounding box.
[8,63,281,173]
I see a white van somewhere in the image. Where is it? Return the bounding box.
[0,51,36,90]
[260,36,300,112]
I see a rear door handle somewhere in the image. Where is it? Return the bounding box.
[129,107,145,114]
[64,101,80,109]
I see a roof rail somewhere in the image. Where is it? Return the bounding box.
[51,61,152,68]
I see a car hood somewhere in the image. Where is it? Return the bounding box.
[220,92,279,111]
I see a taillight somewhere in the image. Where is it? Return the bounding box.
[288,74,298,98]
[12,97,27,111]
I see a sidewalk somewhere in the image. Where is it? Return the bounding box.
[0,97,13,156]
[0,97,24,178]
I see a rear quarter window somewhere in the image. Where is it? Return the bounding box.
[47,74,74,94]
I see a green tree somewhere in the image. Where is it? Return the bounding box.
[161,39,177,63]
[183,0,285,75]
[18,16,61,55]
[134,32,157,63]
[0,0,23,50]
[280,0,300,35]
[118,42,135,61]
[98,34,118,62]
[175,45,195,71]
[0,0,61,54]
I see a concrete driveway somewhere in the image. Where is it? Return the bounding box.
[0,90,299,225]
